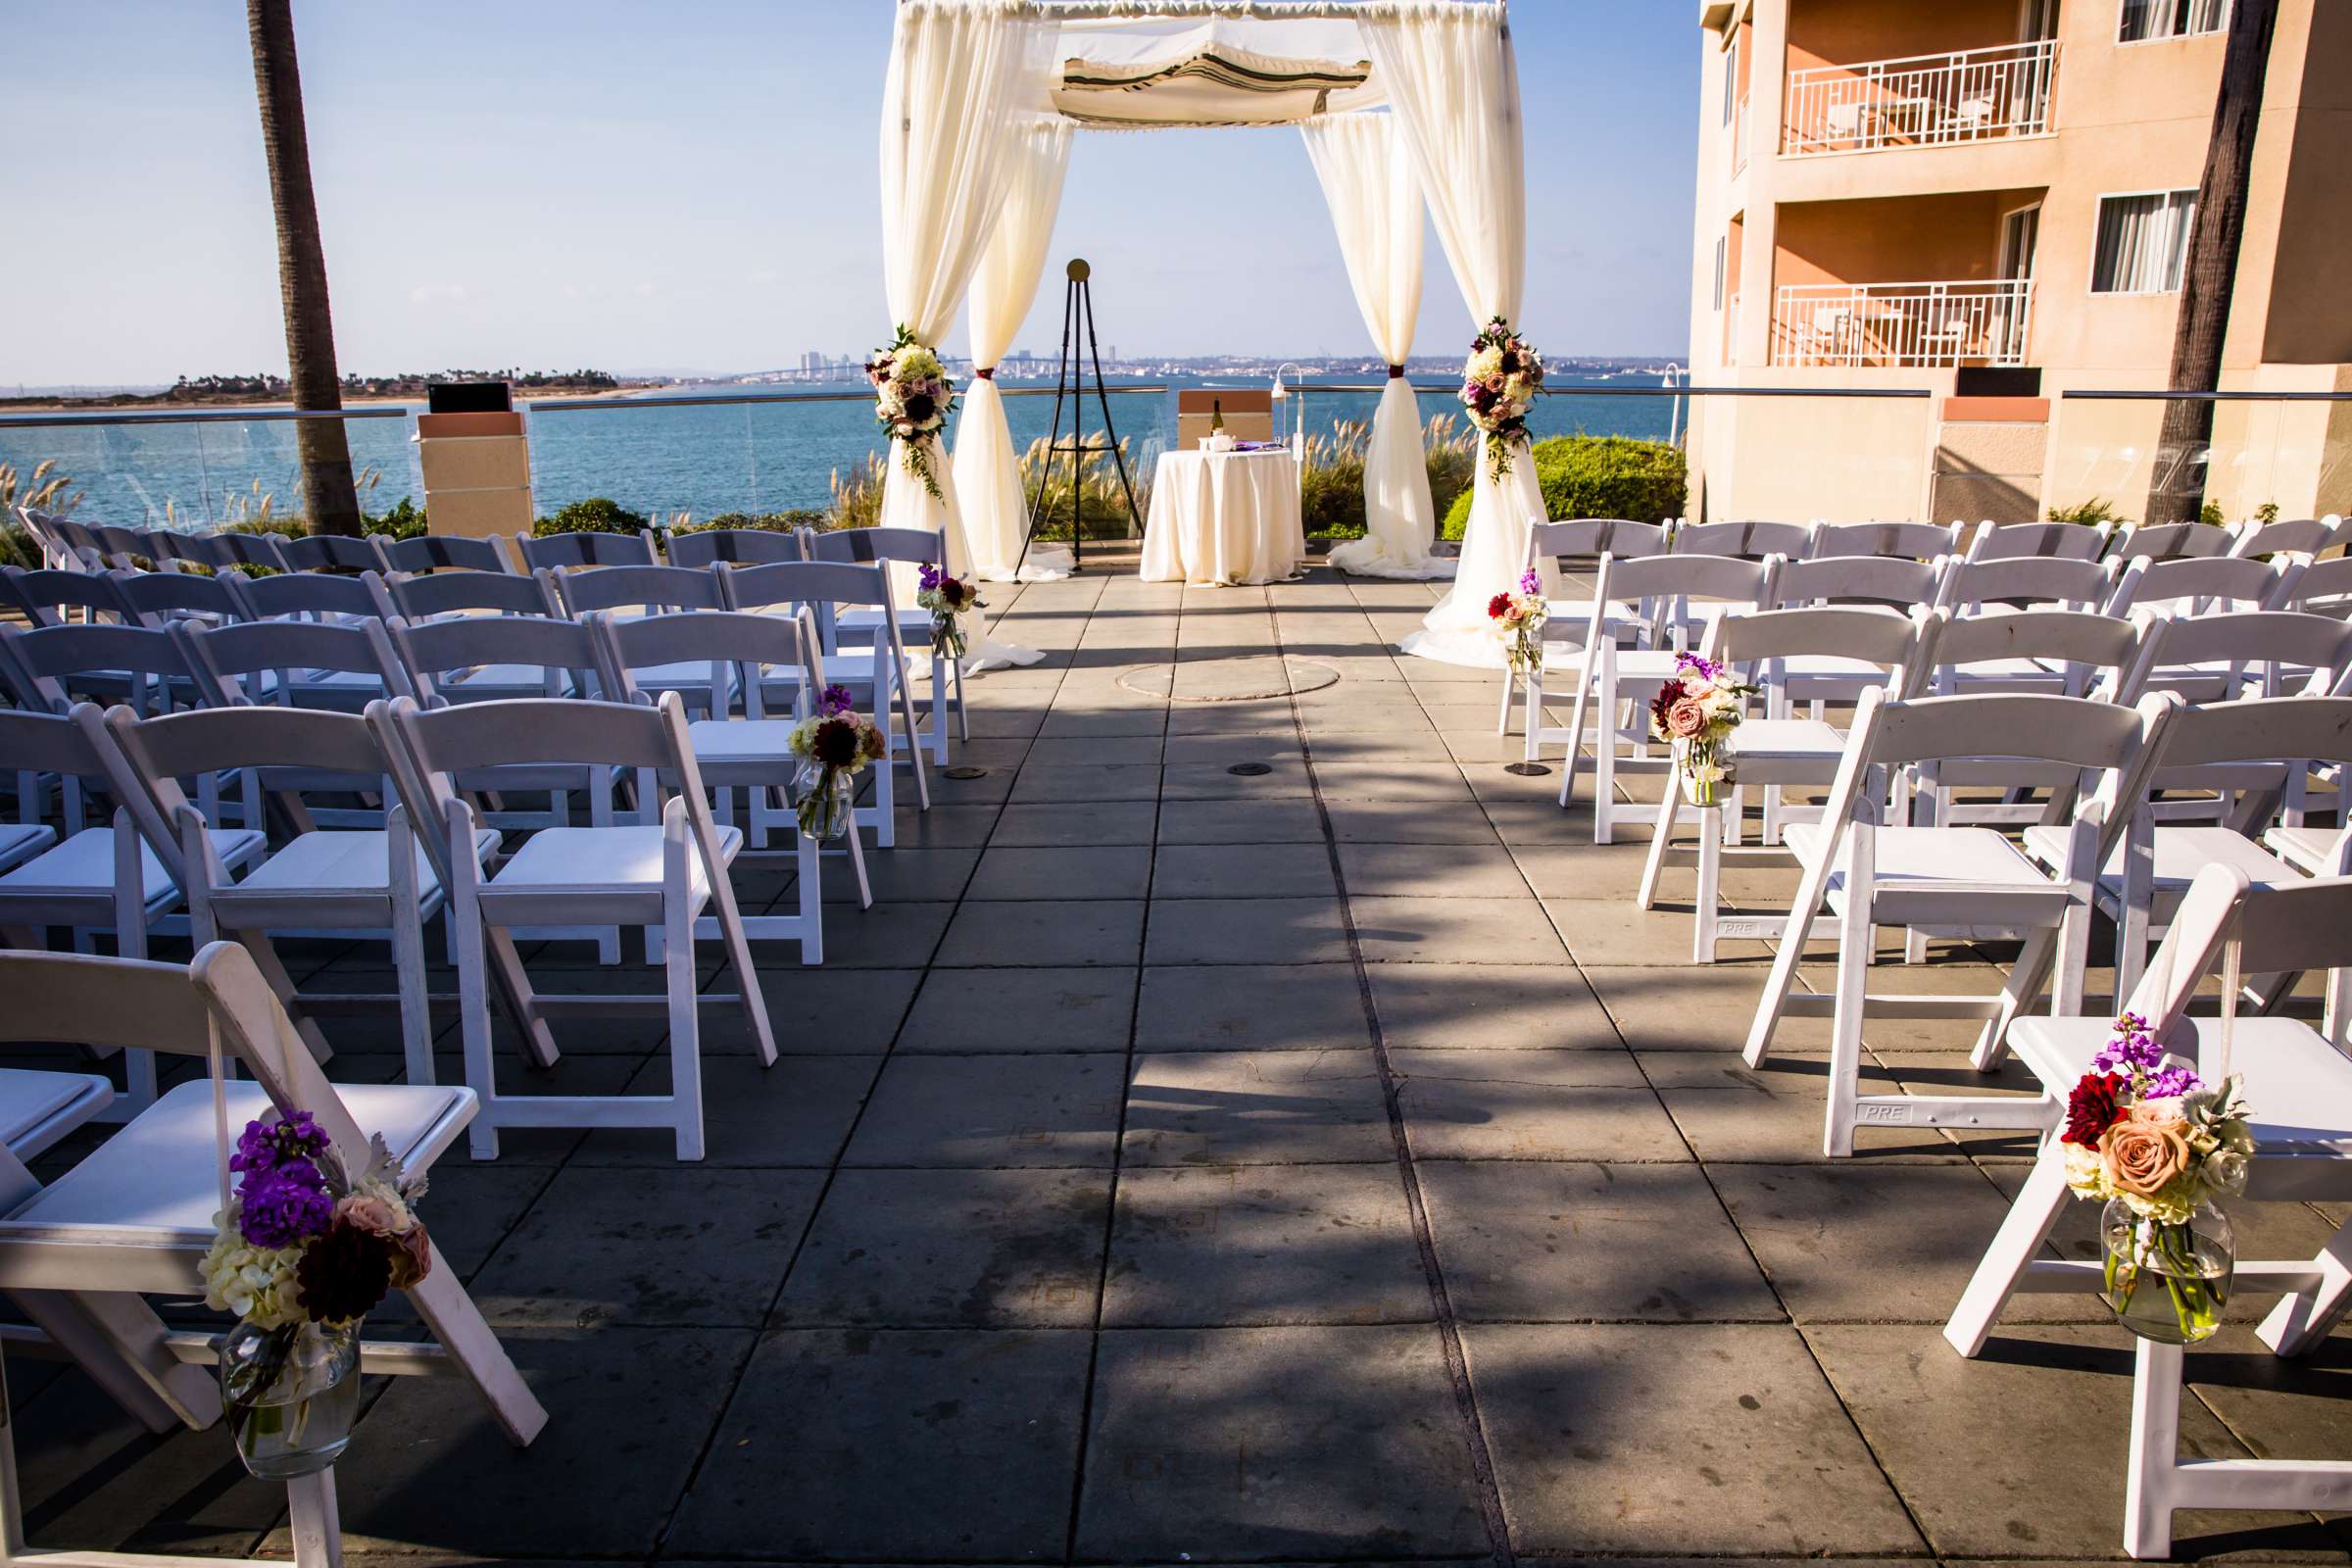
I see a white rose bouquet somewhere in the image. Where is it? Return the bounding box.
[1645,651,1754,808]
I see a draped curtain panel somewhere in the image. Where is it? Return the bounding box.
[1358,2,1544,660]
[876,0,1053,601]
[953,117,1074,583]
[1301,111,1447,582]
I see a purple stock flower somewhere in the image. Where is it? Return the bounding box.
[1517,568,1542,597]
[918,563,944,592]
[236,1163,334,1250]
[820,684,855,717]
[1674,650,1725,683]
[2091,1011,2203,1100]
[229,1111,328,1177]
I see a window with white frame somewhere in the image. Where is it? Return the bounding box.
[1721,30,1740,123]
[2120,0,2227,42]
[2090,190,2196,293]
[1712,236,1726,311]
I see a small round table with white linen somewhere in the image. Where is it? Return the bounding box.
[1139,449,1306,587]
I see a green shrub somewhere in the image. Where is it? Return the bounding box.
[2046,497,2126,525]
[368,497,428,539]
[533,497,648,536]
[1424,415,1477,525]
[1016,435,1147,541]
[1441,434,1686,540]
[671,510,826,536]
[1299,421,1369,539]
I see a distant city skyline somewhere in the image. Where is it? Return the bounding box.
[1,2,1697,386]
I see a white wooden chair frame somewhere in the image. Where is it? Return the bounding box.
[1494,518,1667,740]
[1938,864,2352,1557]
[805,525,967,765]
[0,942,548,1568]
[375,693,776,1160]
[1805,520,1965,561]
[1966,519,2113,562]
[1740,689,2178,1155]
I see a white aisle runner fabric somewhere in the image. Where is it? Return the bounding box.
[1358,3,1547,666]
[1300,111,1448,582]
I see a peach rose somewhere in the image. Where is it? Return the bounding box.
[2100,1108,2191,1199]
[337,1193,404,1237]
[1663,697,1710,739]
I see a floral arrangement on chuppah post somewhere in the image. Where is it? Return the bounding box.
[1487,568,1546,675]
[789,684,887,840]
[202,1111,431,1477]
[916,562,984,661]
[1459,317,1544,484]
[1646,651,1755,808]
[2060,1010,2254,1345]
[867,325,956,501]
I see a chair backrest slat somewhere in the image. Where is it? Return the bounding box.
[2230,514,2339,562]
[228,567,393,622]
[2110,555,2287,615]
[393,612,605,702]
[1707,605,1925,671]
[1595,551,1779,606]
[663,527,809,568]
[1937,554,2117,613]
[1673,519,1814,560]
[373,533,515,574]
[2132,866,2352,1034]
[596,609,807,700]
[552,563,724,616]
[274,533,390,574]
[386,566,563,620]
[110,567,246,627]
[720,559,892,612]
[182,617,414,707]
[1808,520,1963,561]
[514,528,661,569]
[1773,554,1940,610]
[108,702,389,785]
[1968,519,2111,562]
[805,525,944,566]
[0,565,134,626]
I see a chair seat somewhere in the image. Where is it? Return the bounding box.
[440,663,568,699]
[0,1068,113,1159]
[2005,1016,2352,1169]
[0,824,58,876]
[2022,823,2303,897]
[1787,823,2052,918]
[490,823,743,898]
[2,1080,472,1238]
[839,607,931,633]
[2265,824,2344,876]
[686,718,798,762]
[631,660,737,694]
[0,827,265,904]
[229,827,501,900]
[1727,718,1845,760]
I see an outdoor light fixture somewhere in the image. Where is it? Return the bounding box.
[1271,362,1304,459]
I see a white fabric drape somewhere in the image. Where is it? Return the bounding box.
[1300,112,1446,582]
[1358,2,1543,663]
[953,117,1073,584]
[876,0,1051,591]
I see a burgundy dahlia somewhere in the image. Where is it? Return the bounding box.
[2062,1071,2128,1148]
[294,1218,395,1326]
[1487,592,1513,619]
[811,717,862,767]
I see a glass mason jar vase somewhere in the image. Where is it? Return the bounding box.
[1677,737,1734,808]
[2100,1200,2234,1345]
[220,1318,362,1479]
[794,761,853,841]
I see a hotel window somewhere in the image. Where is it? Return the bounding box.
[1720,30,1740,123]
[1712,237,1726,311]
[2090,190,2196,294]
[2120,0,2228,42]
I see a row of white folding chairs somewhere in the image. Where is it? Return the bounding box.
[1513,513,2341,572]
[5,686,780,1160]
[1638,605,2352,957]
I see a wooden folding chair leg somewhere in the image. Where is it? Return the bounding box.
[2257,1215,2352,1358]
[1636,781,1678,910]
[1743,820,1838,1068]
[2124,1338,2184,1559]
[6,1289,222,1432]
[400,1247,548,1446]
[1494,669,1515,736]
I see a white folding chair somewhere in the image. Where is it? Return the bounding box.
[2108,519,2239,562]
[2230,512,2341,562]
[382,564,564,624]
[1496,518,1668,739]
[513,527,661,571]
[373,532,517,575]
[0,567,136,631]
[1547,553,1783,841]
[0,943,547,1568]
[718,559,930,839]
[548,564,734,720]
[1968,519,2113,561]
[1638,605,1930,961]
[376,693,775,1160]
[272,533,389,575]
[808,524,965,763]
[662,526,804,569]
[101,704,492,1086]
[1939,865,2352,1557]
[1671,518,1816,560]
[1740,689,2178,1154]
[110,566,247,631]
[596,608,871,963]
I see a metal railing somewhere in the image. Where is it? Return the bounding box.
[1771,279,2034,368]
[1782,38,2057,155]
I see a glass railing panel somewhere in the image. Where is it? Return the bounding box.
[0,408,416,530]
[2048,391,2352,527]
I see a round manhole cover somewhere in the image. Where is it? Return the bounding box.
[943,765,989,780]
[1227,761,1274,776]
[1116,657,1340,703]
[1501,761,1551,777]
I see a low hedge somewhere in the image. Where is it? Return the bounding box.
[1440,434,1686,539]
[532,497,647,536]
[670,510,826,535]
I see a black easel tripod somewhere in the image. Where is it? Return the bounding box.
[1016,258,1144,575]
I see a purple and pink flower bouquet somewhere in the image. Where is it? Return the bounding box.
[1486,568,1547,675]
[866,324,956,501]
[1459,317,1544,483]
[202,1110,431,1464]
[788,683,887,839]
[916,562,985,660]
[2061,1011,2252,1343]
[1645,651,1755,807]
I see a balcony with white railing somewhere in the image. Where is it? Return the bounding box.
[1782,39,2057,156]
[1731,89,1750,172]
[1771,279,2034,368]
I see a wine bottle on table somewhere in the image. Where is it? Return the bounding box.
[1209,399,1224,432]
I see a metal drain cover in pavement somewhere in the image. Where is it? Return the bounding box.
[943,766,989,780]
[1115,657,1340,703]
[1227,761,1274,776]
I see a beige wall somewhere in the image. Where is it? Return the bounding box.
[1687,0,2352,524]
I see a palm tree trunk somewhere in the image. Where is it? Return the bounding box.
[248,0,361,536]
[2145,0,2279,524]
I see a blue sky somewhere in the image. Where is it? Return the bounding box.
[1,1,1696,387]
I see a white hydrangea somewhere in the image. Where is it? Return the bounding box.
[200,1215,305,1331]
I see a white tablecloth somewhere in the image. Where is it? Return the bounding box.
[1140,450,1305,586]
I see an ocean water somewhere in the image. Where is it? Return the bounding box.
[1,375,1680,528]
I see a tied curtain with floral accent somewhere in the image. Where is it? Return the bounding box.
[1358,1,1544,662]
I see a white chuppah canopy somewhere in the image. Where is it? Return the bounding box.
[877,0,1532,663]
